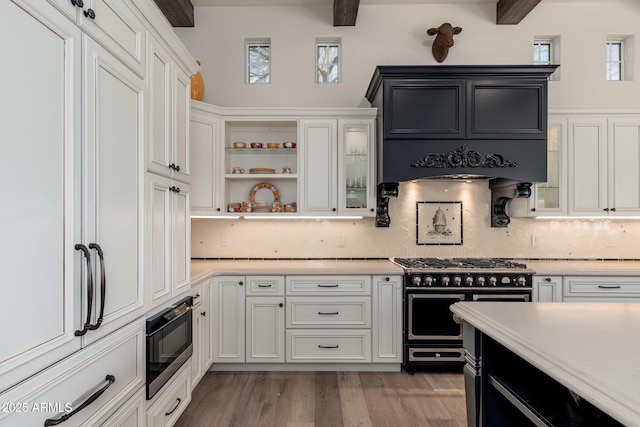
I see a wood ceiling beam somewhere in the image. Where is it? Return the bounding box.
[153,0,194,27]
[496,0,541,25]
[333,0,360,26]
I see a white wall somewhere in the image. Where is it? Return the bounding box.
[177,2,640,259]
[175,2,640,108]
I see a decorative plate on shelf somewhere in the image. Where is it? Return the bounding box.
[249,168,276,174]
[249,182,280,205]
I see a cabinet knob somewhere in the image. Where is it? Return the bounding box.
[239,281,244,286]
[370,208,374,212]
[70,0,84,7]
[216,208,221,212]
[279,303,284,308]
[83,8,95,19]
[201,311,206,316]
[385,277,390,281]
[170,186,181,193]
[604,208,610,212]
[531,208,536,212]
[611,207,616,212]
[332,208,336,212]
[545,277,551,282]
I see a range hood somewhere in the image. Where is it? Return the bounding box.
[365,65,558,227]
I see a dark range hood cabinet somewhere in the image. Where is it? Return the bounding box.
[365,65,558,227]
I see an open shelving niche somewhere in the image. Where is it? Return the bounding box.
[224,120,299,216]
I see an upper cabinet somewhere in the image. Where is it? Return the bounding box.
[48,0,146,76]
[512,111,640,218]
[189,104,377,217]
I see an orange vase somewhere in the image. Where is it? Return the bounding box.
[190,60,204,101]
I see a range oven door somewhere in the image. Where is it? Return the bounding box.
[407,293,465,341]
[472,293,530,302]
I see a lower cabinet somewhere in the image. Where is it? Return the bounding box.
[563,276,640,302]
[191,279,214,388]
[212,274,403,367]
[146,361,191,427]
[532,275,563,302]
[0,320,144,427]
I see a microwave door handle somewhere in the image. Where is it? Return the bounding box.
[74,244,94,336]
[87,243,105,331]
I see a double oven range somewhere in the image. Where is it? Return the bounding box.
[393,258,533,372]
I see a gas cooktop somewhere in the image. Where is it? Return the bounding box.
[393,257,529,271]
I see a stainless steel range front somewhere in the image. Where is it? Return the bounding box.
[393,258,533,372]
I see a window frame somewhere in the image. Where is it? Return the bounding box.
[606,38,625,81]
[245,39,271,84]
[315,39,341,84]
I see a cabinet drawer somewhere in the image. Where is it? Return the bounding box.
[286,275,371,296]
[286,330,371,362]
[0,320,144,426]
[287,297,370,328]
[246,276,285,296]
[146,361,191,427]
[564,276,640,300]
[97,387,145,426]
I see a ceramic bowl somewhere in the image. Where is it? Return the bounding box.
[233,142,246,148]
[282,142,296,148]
[250,142,263,148]
[267,143,279,148]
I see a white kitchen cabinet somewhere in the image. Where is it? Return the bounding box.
[246,296,286,363]
[0,319,144,427]
[372,275,403,363]
[532,275,563,302]
[1,0,144,390]
[563,276,640,302]
[338,119,377,216]
[147,36,191,183]
[569,116,640,216]
[48,0,146,76]
[190,102,222,215]
[191,279,213,387]
[147,175,191,308]
[146,360,191,427]
[97,387,145,426]
[213,276,246,363]
[299,119,338,214]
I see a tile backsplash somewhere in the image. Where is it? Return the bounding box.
[191,181,640,259]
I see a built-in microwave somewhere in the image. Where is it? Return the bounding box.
[146,296,193,399]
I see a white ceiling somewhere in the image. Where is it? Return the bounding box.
[192,0,627,6]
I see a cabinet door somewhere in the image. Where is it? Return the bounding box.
[246,297,285,363]
[568,118,608,215]
[532,276,562,302]
[173,183,191,294]
[191,286,202,386]
[83,36,145,346]
[172,66,191,183]
[383,79,465,139]
[531,117,568,215]
[200,280,214,373]
[608,118,640,215]
[148,176,172,307]
[147,37,173,179]
[213,276,245,363]
[372,276,403,363]
[467,80,547,139]
[338,119,376,216]
[300,120,337,214]
[79,0,146,76]
[190,108,221,215]
[0,0,82,390]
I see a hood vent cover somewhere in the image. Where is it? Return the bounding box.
[365,65,558,227]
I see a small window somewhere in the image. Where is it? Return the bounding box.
[246,40,270,84]
[316,40,340,83]
[606,39,624,81]
[533,37,560,80]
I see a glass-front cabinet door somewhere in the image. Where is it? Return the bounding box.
[338,119,376,216]
[532,117,567,215]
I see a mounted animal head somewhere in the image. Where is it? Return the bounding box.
[427,23,462,63]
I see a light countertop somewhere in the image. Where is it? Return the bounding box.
[450,301,640,426]
[525,260,640,276]
[190,259,404,283]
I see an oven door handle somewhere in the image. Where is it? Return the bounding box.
[472,294,530,302]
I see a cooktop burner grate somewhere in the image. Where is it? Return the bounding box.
[393,257,528,270]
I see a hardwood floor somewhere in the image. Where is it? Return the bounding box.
[175,371,467,427]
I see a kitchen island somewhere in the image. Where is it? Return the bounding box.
[450,302,640,426]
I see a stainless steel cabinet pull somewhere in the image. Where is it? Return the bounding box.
[318,312,339,315]
[258,284,272,288]
[598,285,621,289]
[318,345,339,349]
[87,243,106,331]
[165,398,182,416]
[44,375,115,426]
[318,284,339,287]
[74,244,93,337]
